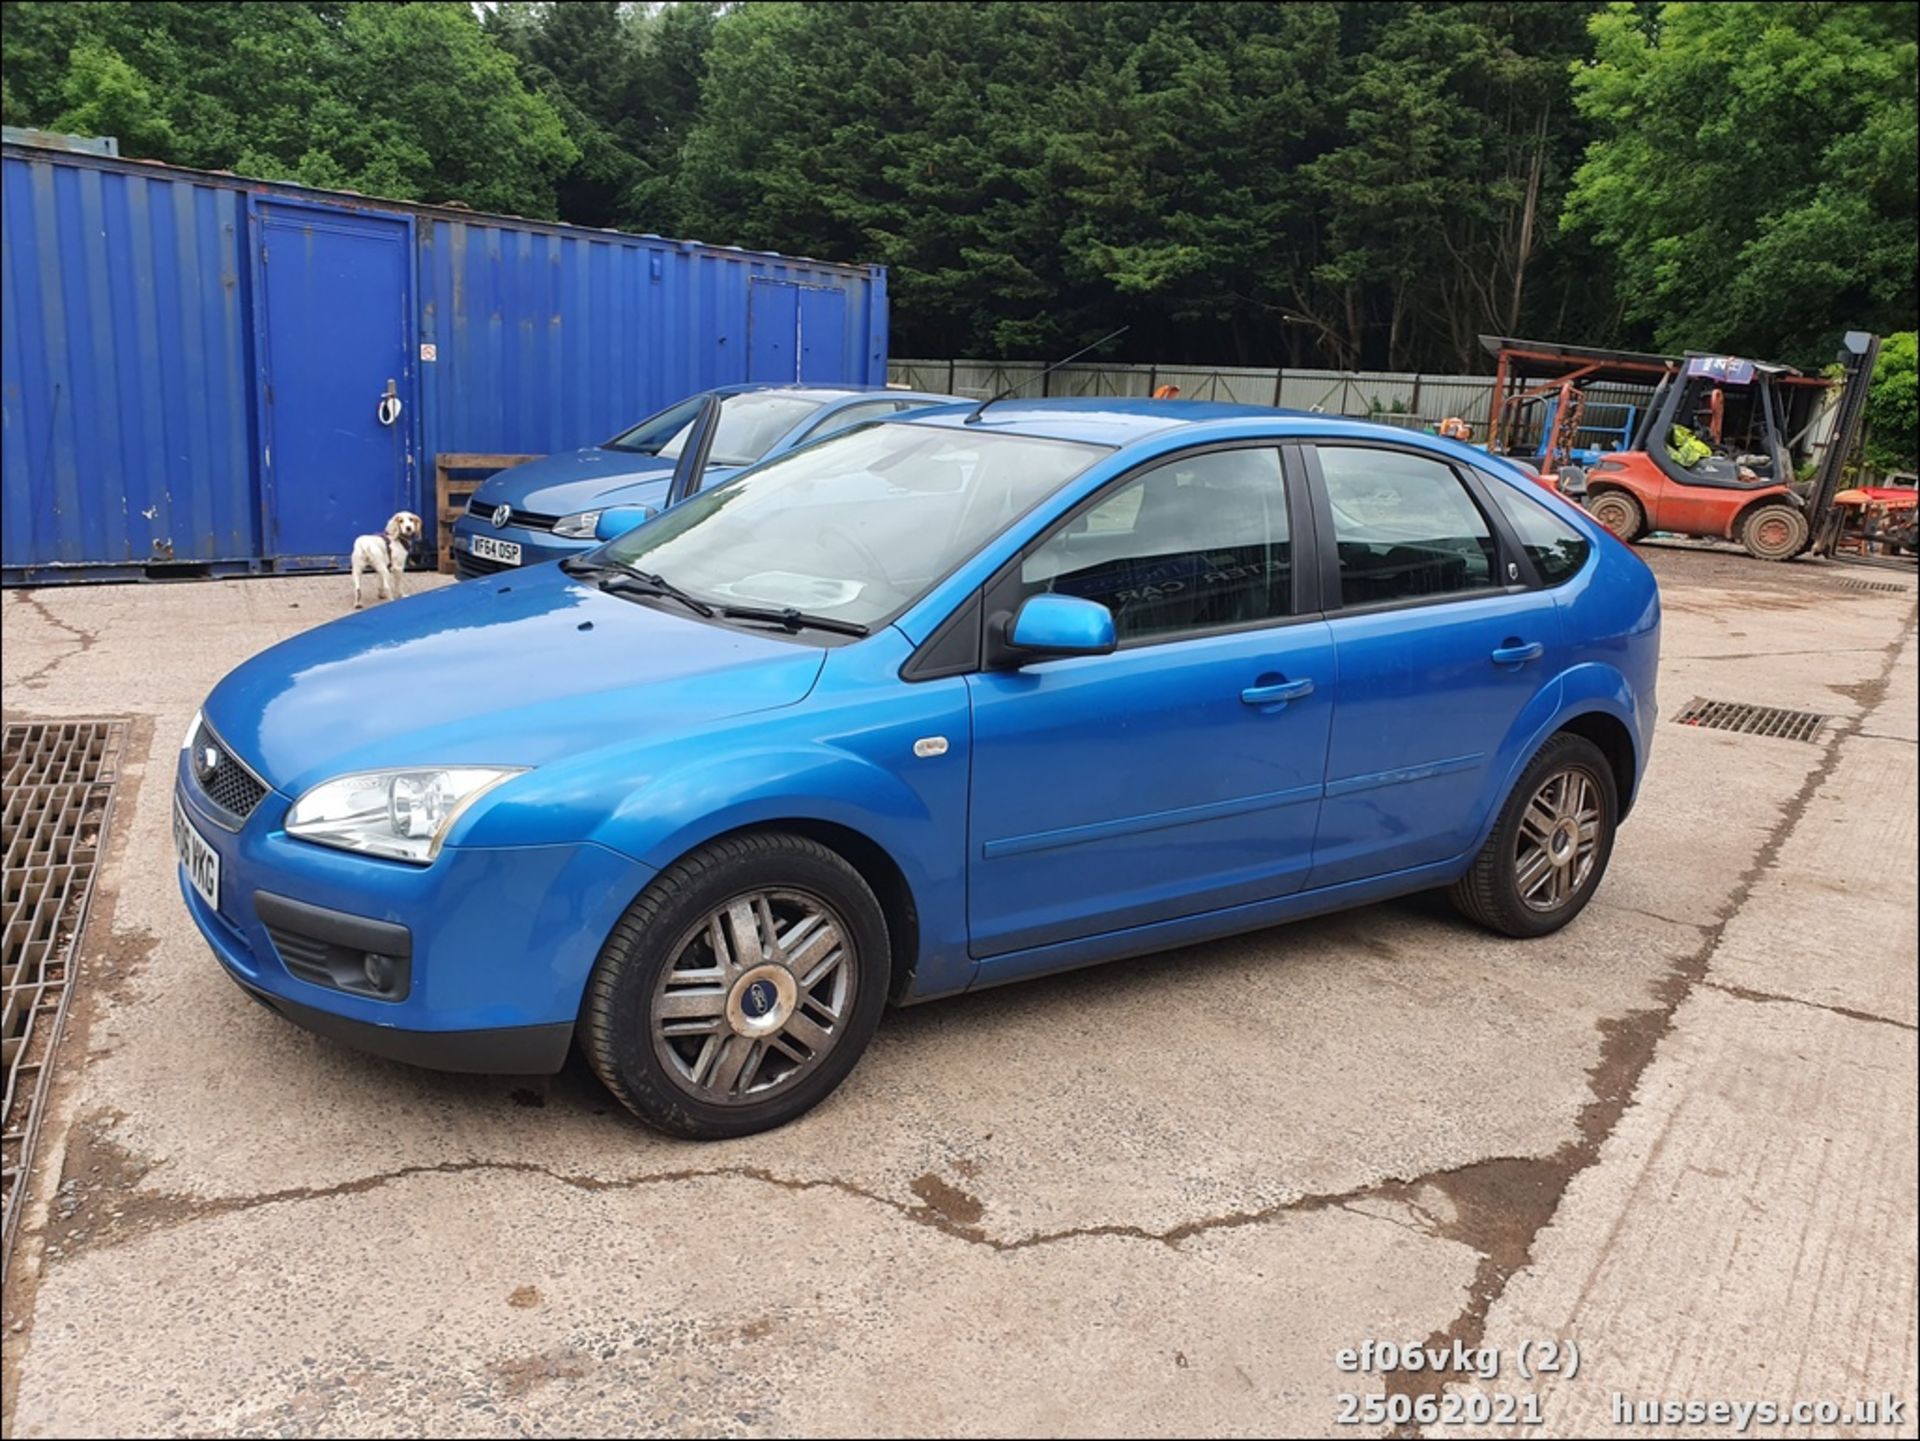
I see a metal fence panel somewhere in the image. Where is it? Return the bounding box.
[888,358,1669,453]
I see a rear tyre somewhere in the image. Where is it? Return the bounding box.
[1587,490,1645,542]
[582,832,890,1139]
[1448,733,1618,939]
[1740,502,1809,561]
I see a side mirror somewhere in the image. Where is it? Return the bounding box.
[997,594,1116,665]
[593,506,654,542]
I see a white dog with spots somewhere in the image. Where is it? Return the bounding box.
[350,511,423,608]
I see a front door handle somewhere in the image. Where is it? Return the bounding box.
[1241,677,1314,707]
[1491,640,1545,667]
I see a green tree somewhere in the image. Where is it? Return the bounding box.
[483,1,718,229]
[1565,2,1919,365]
[1863,331,1918,472]
[0,2,577,217]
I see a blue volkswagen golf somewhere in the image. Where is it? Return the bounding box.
[449,383,959,578]
[177,399,1659,1138]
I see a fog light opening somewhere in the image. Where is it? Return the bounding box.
[363,953,399,993]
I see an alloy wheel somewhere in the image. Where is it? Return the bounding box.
[650,888,857,1104]
[1513,766,1601,912]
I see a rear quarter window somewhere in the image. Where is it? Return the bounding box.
[1482,475,1593,584]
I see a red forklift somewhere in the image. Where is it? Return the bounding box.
[1483,333,1880,562]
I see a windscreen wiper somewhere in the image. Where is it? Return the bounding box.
[561,556,714,617]
[716,604,870,638]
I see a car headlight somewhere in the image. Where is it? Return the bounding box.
[285,767,524,863]
[551,510,603,539]
[182,709,203,751]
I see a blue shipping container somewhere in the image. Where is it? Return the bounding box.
[1,141,889,584]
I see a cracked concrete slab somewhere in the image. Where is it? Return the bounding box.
[2,553,1915,1436]
[1452,598,1919,1439]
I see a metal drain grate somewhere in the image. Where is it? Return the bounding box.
[3,718,127,1272]
[1673,698,1831,743]
[1831,579,1911,595]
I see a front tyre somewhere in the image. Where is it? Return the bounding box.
[1448,733,1618,939]
[1740,502,1809,561]
[582,832,890,1139]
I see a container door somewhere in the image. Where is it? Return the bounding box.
[255,201,413,566]
[748,279,798,382]
[797,287,847,382]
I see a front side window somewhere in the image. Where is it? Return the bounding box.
[602,396,703,455]
[1317,446,1497,607]
[1016,448,1291,642]
[1482,476,1592,584]
[599,424,1104,629]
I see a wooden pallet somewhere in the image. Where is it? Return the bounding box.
[433,453,540,573]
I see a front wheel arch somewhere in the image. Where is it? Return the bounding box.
[627,817,923,1006]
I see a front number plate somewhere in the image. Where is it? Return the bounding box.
[174,797,220,911]
[470,535,521,565]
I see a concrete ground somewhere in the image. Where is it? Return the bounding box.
[1,547,1914,1438]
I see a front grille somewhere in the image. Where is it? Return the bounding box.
[465,496,559,532]
[454,550,516,580]
[188,720,269,827]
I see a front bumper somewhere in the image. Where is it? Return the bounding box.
[219,961,574,1073]
[448,516,592,578]
[175,750,651,1074]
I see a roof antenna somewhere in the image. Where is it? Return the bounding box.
[963,325,1130,424]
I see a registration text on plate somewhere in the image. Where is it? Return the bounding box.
[174,797,221,910]
[470,535,521,565]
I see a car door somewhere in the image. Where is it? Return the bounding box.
[1305,442,1565,887]
[965,444,1335,961]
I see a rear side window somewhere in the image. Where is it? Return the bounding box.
[1483,477,1592,584]
[1316,447,1497,607]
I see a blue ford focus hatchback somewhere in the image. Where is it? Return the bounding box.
[178,400,1659,1137]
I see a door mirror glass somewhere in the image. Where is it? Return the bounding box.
[1006,594,1116,662]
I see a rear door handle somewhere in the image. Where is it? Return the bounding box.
[1241,677,1315,707]
[1491,641,1545,667]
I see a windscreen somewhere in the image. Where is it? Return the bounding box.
[598,423,1107,628]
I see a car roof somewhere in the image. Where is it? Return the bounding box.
[894,396,1411,446]
[709,383,959,405]
[888,398,1545,480]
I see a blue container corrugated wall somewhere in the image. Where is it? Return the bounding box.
[417,219,887,457]
[2,152,259,574]
[1,142,889,583]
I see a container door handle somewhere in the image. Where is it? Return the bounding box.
[1241,677,1315,708]
[1491,640,1544,667]
[377,379,403,427]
